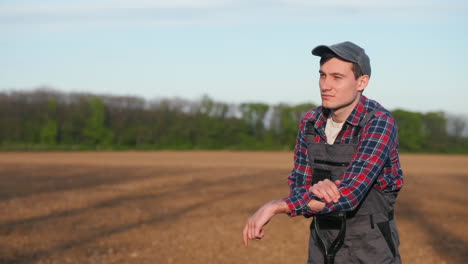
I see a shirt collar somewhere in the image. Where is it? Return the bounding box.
[314,95,370,128]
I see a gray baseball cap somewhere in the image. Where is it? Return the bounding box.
[311,41,371,77]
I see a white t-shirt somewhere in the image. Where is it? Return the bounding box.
[325,115,344,145]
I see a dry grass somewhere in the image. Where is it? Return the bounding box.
[0,151,467,264]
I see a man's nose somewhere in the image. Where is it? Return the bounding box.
[320,78,332,92]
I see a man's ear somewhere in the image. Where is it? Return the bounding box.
[357,75,369,92]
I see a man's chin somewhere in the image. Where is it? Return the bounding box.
[321,102,335,110]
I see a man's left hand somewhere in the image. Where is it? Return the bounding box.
[309,179,341,203]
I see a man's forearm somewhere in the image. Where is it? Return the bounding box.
[268,199,291,214]
[307,199,326,212]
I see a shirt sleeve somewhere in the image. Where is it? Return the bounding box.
[312,113,398,214]
[282,119,315,217]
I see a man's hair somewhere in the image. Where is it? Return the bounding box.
[319,52,364,79]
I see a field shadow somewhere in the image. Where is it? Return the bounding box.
[0,168,284,264]
[397,173,468,264]
[0,167,262,232]
[0,164,198,201]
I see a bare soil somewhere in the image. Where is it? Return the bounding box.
[0,151,466,264]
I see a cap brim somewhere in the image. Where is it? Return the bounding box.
[311,45,333,56]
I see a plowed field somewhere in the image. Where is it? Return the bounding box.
[0,152,466,264]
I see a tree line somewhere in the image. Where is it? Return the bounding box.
[1,89,467,153]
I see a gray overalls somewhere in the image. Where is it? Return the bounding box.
[306,109,401,264]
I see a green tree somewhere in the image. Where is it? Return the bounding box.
[239,103,269,140]
[40,99,58,145]
[269,103,316,149]
[422,112,448,152]
[392,109,425,152]
[58,97,89,146]
[82,98,113,147]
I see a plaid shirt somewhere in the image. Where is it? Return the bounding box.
[283,95,403,217]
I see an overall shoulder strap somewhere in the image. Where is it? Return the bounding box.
[306,121,316,135]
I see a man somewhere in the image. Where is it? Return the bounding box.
[242,41,403,263]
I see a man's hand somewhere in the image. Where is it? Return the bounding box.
[242,200,290,247]
[309,179,341,203]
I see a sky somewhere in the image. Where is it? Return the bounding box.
[1,0,468,115]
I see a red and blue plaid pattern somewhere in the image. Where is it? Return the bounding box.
[283,95,404,217]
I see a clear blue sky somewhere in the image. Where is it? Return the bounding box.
[1,0,468,115]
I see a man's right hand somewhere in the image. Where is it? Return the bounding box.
[309,179,341,203]
[242,200,290,247]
